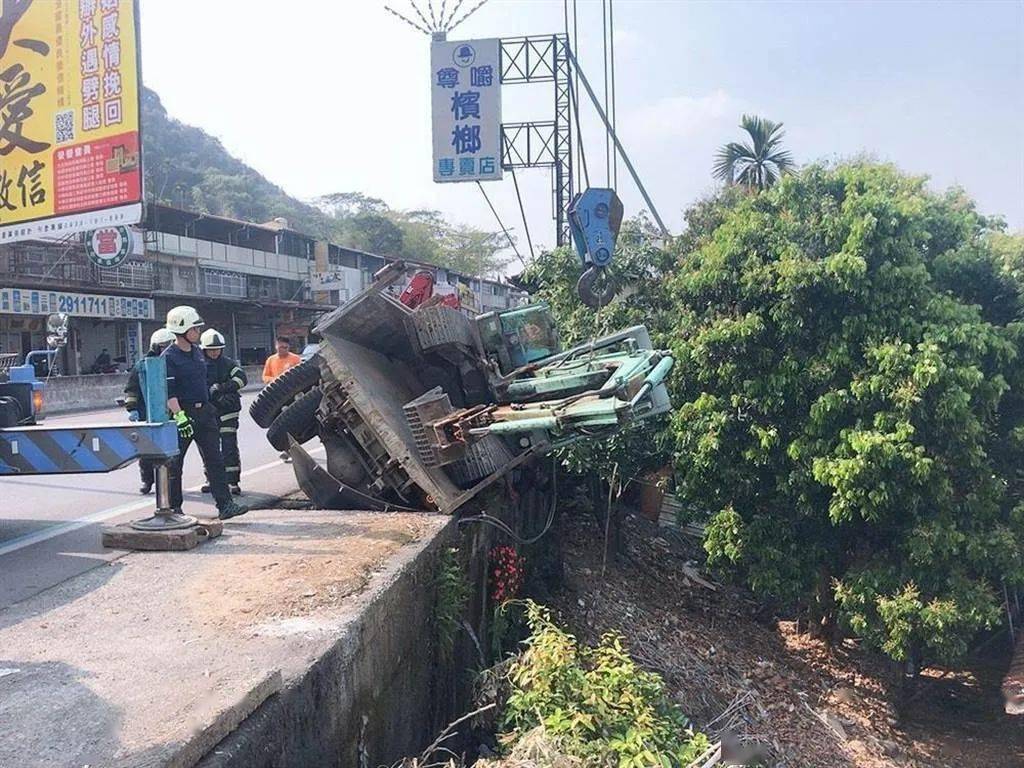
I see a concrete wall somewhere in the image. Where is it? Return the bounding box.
[42,365,265,415]
[196,495,508,768]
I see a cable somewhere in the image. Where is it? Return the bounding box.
[444,0,466,30]
[383,4,431,35]
[573,0,582,187]
[602,0,610,186]
[477,180,525,268]
[408,0,434,31]
[458,455,559,545]
[510,168,536,263]
[568,61,590,189]
[609,0,618,188]
[446,0,488,31]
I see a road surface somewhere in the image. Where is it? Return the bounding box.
[0,392,319,610]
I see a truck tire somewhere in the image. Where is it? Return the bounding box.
[249,357,321,428]
[266,387,322,451]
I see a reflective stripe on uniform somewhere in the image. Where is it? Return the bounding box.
[220,427,238,433]
[220,412,239,421]
[231,377,245,388]
[225,465,240,472]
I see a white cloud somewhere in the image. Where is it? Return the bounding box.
[626,90,738,140]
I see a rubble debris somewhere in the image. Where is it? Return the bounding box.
[550,512,1022,767]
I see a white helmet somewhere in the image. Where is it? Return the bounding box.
[200,328,226,350]
[165,305,204,335]
[149,328,176,349]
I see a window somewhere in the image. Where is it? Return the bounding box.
[203,269,246,298]
[178,266,197,293]
[154,263,173,290]
[248,275,278,299]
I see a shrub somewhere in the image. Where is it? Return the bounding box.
[503,602,709,767]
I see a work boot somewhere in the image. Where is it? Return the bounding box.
[217,500,247,520]
[200,484,211,493]
[229,484,241,496]
[139,481,153,495]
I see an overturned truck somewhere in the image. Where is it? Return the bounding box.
[250,262,674,513]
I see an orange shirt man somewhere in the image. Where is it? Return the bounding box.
[263,336,302,383]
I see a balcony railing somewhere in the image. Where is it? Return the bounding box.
[94,261,155,291]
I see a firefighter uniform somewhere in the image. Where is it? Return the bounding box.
[201,329,247,492]
[163,306,245,520]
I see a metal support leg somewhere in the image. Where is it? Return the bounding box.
[130,462,198,530]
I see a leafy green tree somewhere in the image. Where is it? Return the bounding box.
[670,162,1023,665]
[713,114,795,190]
[521,217,680,485]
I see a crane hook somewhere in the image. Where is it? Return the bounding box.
[576,265,616,309]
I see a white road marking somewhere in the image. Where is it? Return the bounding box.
[0,446,324,557]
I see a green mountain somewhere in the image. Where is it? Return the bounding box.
[141,87,330,236]
[140,88,512,276]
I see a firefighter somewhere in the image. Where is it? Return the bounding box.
[199,328,246,495]
[123,327,176,494]
[163,305,246,520]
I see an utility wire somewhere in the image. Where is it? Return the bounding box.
[477,180,525,268]
[510,167,536,263]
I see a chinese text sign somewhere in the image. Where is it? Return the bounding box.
[0,0,142,243]
[431,38,501,183]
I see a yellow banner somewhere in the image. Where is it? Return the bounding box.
[0,0,141,243]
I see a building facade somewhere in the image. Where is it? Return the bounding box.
[0,204,527,374]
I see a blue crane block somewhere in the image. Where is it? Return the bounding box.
[567,188,624,308]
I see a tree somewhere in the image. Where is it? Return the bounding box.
[713,114,795,190]
[670,162,1023,666]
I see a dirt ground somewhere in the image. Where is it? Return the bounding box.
[545,512,1023,768]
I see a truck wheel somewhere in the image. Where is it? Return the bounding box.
[266,387,322,451]
[249,356,321,428]
[0,396,23,428]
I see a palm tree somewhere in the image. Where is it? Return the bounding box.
[714,115,795,190]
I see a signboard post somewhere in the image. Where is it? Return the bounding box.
[431,37,502,183]
[0,0,143,244]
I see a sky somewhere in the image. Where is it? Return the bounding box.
[138,0,1024,260]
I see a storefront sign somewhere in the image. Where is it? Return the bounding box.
[86,225,132,267]
[0,287,153,319]
[432,38,502,183]
[0,0,144,244]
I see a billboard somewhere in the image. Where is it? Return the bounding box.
[431,37,501,183]
[0,0,142,244]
